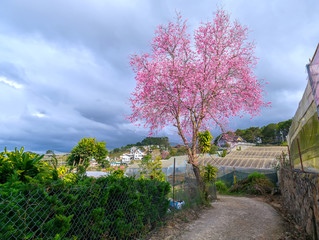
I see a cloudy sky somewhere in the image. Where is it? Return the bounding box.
[0,0,318,152]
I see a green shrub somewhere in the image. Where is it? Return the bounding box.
[0,176,170,240]
[111,169,125,178]
[202,164,218,183]
[215,180,228,193]
[0,147,46,184]
[218,149,227,157]
[229,172,274,195]
[247,172,265,181]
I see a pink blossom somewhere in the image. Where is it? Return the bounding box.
[128,9,269,170]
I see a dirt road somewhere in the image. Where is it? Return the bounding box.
[175,195,284,240]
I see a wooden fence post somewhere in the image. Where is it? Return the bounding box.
[287,145,292,169]
[297,138,304,172]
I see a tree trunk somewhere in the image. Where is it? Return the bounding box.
[192,163,205,192]
[188,150,205,193]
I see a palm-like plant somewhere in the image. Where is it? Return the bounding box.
[3,147,45,183]
[0,152,13,184]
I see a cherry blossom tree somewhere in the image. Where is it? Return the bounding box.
[129,9,268,187]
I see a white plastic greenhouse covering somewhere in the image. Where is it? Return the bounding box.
[125,156,190,177]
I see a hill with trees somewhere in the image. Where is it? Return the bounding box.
[215,119,292,145]
[110,137,170,156]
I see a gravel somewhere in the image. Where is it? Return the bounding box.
[175,195,285,240]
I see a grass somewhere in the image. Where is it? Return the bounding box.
[215,172,275,196]
[215,181,245,196]
[215,180,228,193]
[229,172,274,195]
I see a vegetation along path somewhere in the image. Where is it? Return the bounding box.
[176,195,284,240]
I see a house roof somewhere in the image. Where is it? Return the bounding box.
[121,154,131,157]
[219,133,245,142]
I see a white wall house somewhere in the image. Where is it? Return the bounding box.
[120,147,145,163]
[133,149,144,160]
[121,154,131,163]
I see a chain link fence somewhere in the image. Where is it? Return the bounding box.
[0,177,170,240]
[126,158,217,208]
[167,163,217,208]
[216,166,278,186]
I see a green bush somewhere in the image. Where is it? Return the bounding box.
[0,147,47,184]
[247,172,266,181]
[229,172,274,195]
[0,176,170,240]
[215,180,228,193]
[202,164,218,183]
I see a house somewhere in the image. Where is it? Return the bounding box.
[121,154,131,163]
[120,147,145,163]
[217,133,245,148]
[131,148,144,160]
[110,161,121,167]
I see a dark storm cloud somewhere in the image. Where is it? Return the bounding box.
[0,0,318,152]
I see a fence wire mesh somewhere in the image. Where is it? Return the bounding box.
[126,159,217,208]
[0,178,169,240]
[2,155,278,239]
[167,163,217,208]
[216,166,278,186]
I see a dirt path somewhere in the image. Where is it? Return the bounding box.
[175,195,285,240]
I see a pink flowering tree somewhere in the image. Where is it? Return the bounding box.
[129,9,268,187]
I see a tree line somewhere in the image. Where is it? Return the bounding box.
[111,137,170,153]
[223,119,292,144]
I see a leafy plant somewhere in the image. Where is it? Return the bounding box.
[247,172,266,181]
[48,153,60,180]
[62,172,78,183]
[198,130,213,154]
[111,169,125,178]
[229,172,274,195]
[0,147,46,184]
[209,144,219,155]
[200,163,218,201]
[0,176,170,239]
[218,149,227,157]
[202,164,218,183]
[215,180,228,193]
[139,156,166,181]
[67,138,109,174]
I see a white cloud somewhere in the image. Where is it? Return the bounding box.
[32,112,47,118]
[0,76,23,89]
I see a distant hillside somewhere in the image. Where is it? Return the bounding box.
[111,137,170,154]
[215,119,292,145]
